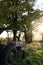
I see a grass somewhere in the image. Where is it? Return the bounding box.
[11,41,43,65]
[11,48,43,65]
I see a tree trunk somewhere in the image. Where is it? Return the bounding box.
[24,29,27,43]
[13,30,17,42]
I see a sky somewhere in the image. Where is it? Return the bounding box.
[34,0,43,10]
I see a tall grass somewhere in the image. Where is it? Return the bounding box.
[11,48,43,65]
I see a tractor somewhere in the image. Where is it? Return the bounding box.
[0,27,24,65]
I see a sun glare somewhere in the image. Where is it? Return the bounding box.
[38,24,43,33]
[0,31,7,38]
[32,22,43,41]
[32,31,42,41]
[0,31,13,39]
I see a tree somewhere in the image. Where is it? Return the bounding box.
[0,0,41,42]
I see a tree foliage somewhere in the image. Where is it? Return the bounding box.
[0,0,40,30]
